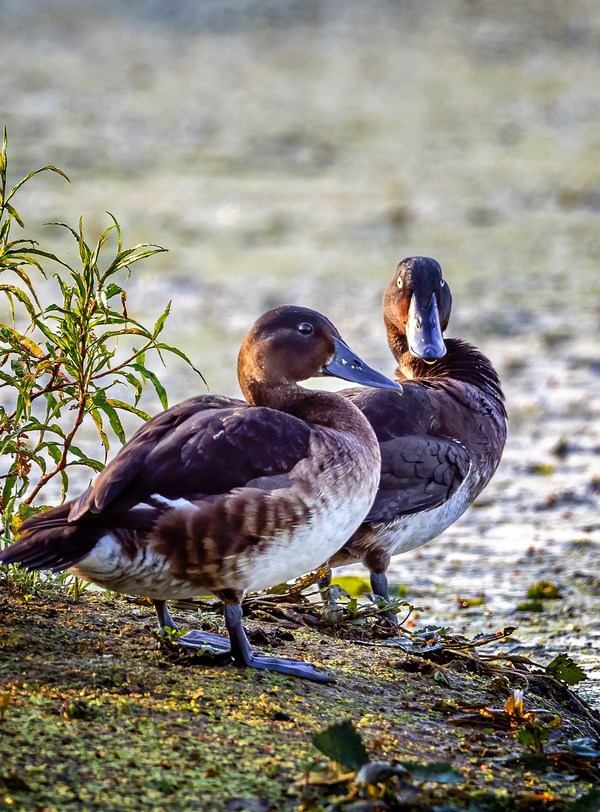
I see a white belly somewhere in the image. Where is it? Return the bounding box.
[367,477,474,558]
[237,489,376,593]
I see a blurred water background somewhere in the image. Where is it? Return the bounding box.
[1,0,599,702]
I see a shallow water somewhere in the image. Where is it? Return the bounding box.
[1,0,599,704]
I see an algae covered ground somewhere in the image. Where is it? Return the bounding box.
[1,588,599,811]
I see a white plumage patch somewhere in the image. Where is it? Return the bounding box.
[150,494,198,511]
[236,475,379,593]
[70,534,196,600]
[371,473,475,556]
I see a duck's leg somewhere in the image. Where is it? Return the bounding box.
[224,604,335,684]
[318,567,336,604]
[153,599,176,631]
[152,599,232,652]
[369,570,399,627]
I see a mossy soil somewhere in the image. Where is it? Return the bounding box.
[1,589,598,811]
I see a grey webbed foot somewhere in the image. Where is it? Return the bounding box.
[176,629,232,653]
[224,604,335,684]
[152,599,232,654]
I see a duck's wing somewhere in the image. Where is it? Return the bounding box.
[69,400,311,521]
[366,434,471,523]
[69,395,244,520]
[7,401,311,573]
[343,386,471,522]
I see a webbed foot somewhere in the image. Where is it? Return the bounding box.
[152,599,231,654]
[176,629,232,654]
[224,604,335,684]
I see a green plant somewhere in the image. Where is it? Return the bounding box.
[302,719,461,808]
[0,129,202,586]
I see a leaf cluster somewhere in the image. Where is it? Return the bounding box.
[0,129,202,580]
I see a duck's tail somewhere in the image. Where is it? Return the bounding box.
[0,503,97,572]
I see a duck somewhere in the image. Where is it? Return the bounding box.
[0,305,401,682]
[322,257,507,621]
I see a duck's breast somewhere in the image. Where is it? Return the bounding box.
[231,427,381,592]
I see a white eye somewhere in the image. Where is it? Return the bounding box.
[440,279,445,288]
[298,322,313,336]
[396,276,404,290]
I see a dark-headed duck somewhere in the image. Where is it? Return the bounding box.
[0,305,400,682]
[323,257,507,620]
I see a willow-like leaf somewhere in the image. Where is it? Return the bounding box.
[91,391,126,444]
[131,362,168,410]
[21,244,72,272]
[3,202,25,228]
[65,447,105,473]
[65,457,104,473]
[152,301,172,338]
[90,223,116,269]
[46,221,81,244]
[89,406,110,457]
[106,398,151,422]
[76,216,92,266]
[106,211,123,255]
[0,284,36,319]
[0,265,43,306]
[109,244,167,276]
[103,282,124,300]
[122,371,144,405]
[0,324,46,359]
[5,165,70,206]
[34,319,69,353]
[154,343,206,384]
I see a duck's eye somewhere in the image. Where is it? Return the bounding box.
[298,322,314,336]
[440,279,445,288]
[396,277,404,290]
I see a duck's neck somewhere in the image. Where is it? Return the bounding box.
[244,381,375,435]
[391,334,506,416]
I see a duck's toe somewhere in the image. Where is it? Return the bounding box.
[176,629,232,653]
[238,652,335,683]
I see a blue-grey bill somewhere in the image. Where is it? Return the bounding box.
[324,337,401,391]
[406,293,447,361]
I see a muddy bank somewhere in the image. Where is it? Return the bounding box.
[0,591,598,810]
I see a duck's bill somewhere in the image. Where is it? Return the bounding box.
[406,293,447,361]
[323,337,402,391]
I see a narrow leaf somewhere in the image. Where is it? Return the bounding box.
[5,164,70,204]
[106,399,151,422]
[132,363,169,410]
[89,407,110,457]
[152,301,171,337]
[154,343,207,385]
[92,392,126,444]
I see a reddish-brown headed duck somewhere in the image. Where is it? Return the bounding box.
[0,305,400,682]
[323,257,507,622]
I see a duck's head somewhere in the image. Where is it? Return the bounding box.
[383,256,452,362]
[238,305,400,404]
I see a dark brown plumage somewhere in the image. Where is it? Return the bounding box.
[324,257,507,619]
[1,305,400,681]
